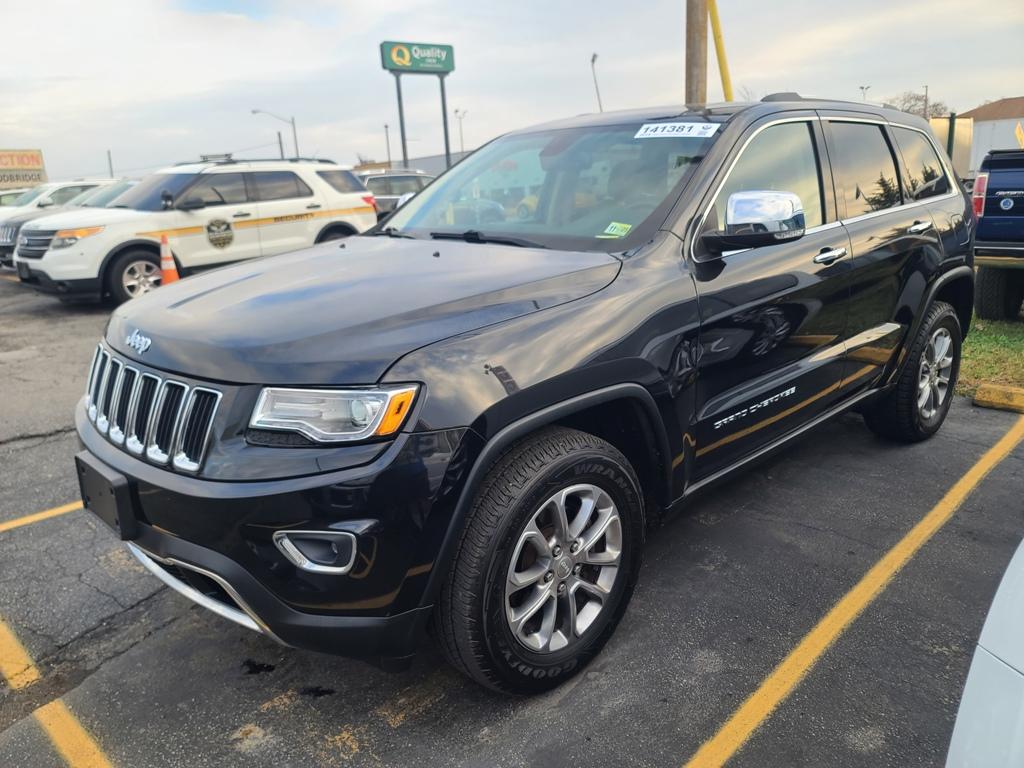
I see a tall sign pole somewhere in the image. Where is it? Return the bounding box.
[393,72,409,167]
[439,75,451,168]
[685,0,708,104]
[380,41,455,170]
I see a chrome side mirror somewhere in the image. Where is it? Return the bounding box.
[37,196,54,208]
[703,190,806,254]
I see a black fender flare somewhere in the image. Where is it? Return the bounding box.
[418,382,670,608]
[885,264,974,387]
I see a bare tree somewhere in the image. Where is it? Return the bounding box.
[889,91,949,118]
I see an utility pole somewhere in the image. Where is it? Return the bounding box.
[106,150,114,178]
[922,84,929,119]
[252,109,299,158]
[590,53,603,112]
[454,109,467,153]
[859,85,871,101]
[384,124,392,168]
[276,131,285,159]
[685,0,708,104]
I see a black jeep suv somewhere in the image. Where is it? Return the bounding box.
[75,97,973,694]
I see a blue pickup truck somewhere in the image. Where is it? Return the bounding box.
[974,149,1024,319]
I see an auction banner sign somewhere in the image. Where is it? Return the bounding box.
[0,149,47,189]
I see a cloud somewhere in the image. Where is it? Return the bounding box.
[4,0,1021,179]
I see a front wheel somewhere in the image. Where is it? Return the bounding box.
[434,427,644,694]
[107,250,161,304]
[863,300,961,442]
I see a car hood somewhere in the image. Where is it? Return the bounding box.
[21,206,151,232]
[107,236,621,384]
[0,205,38,223]
[1,205,79,228]
[977,539,1024,673]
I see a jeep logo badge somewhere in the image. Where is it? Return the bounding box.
[206,219,234,249]
[125,330,152,354]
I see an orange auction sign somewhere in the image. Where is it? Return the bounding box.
[0,149,47,189]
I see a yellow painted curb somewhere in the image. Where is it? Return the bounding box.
[974,383,1024,414]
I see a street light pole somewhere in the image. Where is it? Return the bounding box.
[384,124,392,168]
[859,85,871,101]
[590,53,603,112]
[252,109,299,158]
[454,109,467,153]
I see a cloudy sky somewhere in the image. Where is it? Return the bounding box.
[3,0,1022,179]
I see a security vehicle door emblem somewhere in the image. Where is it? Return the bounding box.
[125,329,152,354]
[206,219,234,249]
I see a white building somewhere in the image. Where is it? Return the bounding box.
[960,97,1024,173]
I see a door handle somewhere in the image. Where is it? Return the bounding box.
[813,246,848,265]
[306,203,322,210]
[232,212,251,218]
[907,220,932,234]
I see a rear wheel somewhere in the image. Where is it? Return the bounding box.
[975,266,1024,320]
[863,300,961,442]
[316,226,355,243]
[107,250,161,304]
[434,427,644,694]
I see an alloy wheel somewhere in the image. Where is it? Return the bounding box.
[504,484,622,654]
[918,327,954,419]
[122,260,161,298]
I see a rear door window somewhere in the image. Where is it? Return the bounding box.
[183,173,248,207]
[891,126,950,201]
[251,171,313,201]
[710,121,824,230]
[317,170,365,193]
[365,176,391,196]
[828,122,902,218]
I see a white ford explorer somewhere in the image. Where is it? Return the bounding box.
[14,157,377,302]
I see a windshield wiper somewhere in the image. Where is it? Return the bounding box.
[374,226,416,239]
[429,230,547,249]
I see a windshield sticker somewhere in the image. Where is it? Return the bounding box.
[597,221,633,239]
[634,122,718,139]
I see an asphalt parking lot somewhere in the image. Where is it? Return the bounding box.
[1,273,1022,768]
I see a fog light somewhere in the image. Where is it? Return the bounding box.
[272,530,357,575]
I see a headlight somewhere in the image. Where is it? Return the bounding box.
[51,226,105,249]
[250,385,418,442]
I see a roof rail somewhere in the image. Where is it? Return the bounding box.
[761,92,804,102]
[174,156,338,166]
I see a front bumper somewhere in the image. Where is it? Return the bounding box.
[17,263,103,299]
[75,398,480,663]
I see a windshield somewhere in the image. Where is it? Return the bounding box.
[11,186,50,206]
[81,180,137,207]
[112,173,197,211]
[385,119,721,251]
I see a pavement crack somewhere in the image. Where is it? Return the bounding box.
[0,426,76,449]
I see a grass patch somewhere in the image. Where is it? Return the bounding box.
[957,312,1024,396]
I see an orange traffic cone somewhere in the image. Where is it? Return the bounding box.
[160,234,179,285]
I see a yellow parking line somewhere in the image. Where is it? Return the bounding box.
[35,700,113,768]
[684,414,1024,768]
[0,502,82,534]
[0,618,41,690]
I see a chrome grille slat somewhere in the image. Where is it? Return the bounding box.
[86,344,220,474]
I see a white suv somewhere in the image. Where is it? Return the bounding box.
[14,158,376,302]
[0,180,113,223]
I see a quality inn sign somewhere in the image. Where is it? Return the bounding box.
[380,41,455,74]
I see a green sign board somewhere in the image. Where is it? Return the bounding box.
[380,41,454,74]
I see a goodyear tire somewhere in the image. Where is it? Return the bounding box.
[975,266,1024,320]
[863,301,961,442]
[434,427,644,694]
